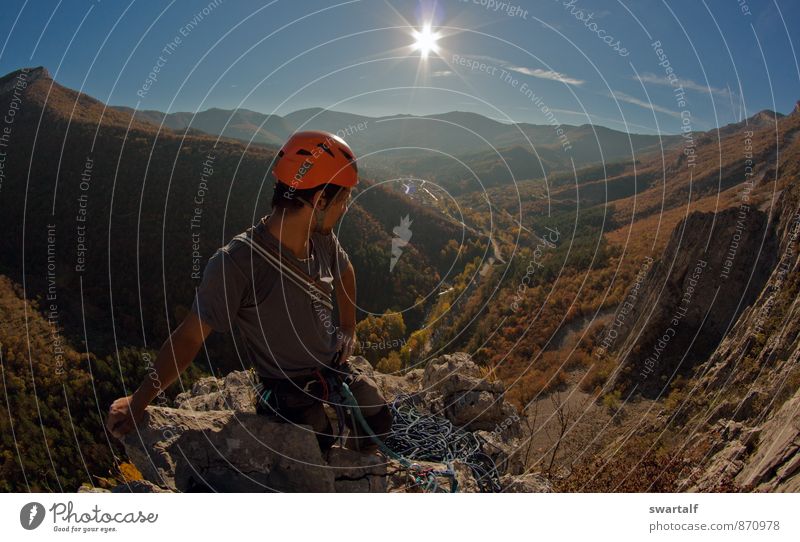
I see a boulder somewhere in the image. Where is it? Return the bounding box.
[122,406,334,492]
[174,370,257,413]
[421,354,518,434]
[326,446,388,492]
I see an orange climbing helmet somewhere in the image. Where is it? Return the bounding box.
[272,130,359,190]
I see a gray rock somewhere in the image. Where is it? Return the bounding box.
[122,406,334,492]
[735,387,800,492]
[500,473,552,492]
[326,446,388,492]
[111,480,173,493]
[446,390,505,430]
[174,370,257,413]
[77,486,110,493]
[422,353,520,434]
[475,430,526,476]
[451,460,481,493]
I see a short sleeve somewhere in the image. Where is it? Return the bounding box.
[190,249,249,333]
[329,231,351,281]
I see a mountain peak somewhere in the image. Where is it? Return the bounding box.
[0,66,51,94]
[751,109,784,123]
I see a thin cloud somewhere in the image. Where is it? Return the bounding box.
[608,90,681,118]
[636,72,733,99]
[506,65,585,86]
[468,55,585,86]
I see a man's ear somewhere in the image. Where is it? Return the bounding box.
[311,189,328,211]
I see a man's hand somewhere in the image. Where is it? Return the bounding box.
[104,311,213,440]
[335,327,356,364]
[105,394,146,439]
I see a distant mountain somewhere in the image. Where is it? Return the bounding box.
[112,105,291,146]
[110,103,683,175]
[713,109,786,139]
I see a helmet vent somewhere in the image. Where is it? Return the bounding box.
[339,146,358,173]
[317,143,335,158]
[296,149,313,156]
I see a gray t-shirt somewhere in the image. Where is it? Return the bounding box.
[190,216,351,379]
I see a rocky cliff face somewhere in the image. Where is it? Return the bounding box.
[683,184,800,492]
[600,175,800,491]
[608,205,777,399]
[116,353,550,493]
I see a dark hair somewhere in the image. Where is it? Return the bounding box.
[271,180,346,211]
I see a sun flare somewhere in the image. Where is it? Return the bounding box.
[411,24,441,58]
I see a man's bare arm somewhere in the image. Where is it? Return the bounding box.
[334,261,357,331]
[333,261,357,362]
[105,311,213,438]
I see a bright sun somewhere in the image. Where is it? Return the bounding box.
[411,24,440,58]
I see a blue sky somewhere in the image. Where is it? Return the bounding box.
[1,0,798,135]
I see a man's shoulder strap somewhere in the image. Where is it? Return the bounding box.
[238,230,333,311]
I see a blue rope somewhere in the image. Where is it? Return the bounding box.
[333,379,458,493]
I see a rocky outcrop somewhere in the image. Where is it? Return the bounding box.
[683,188,800,492]
[0,66,51,96]
[121,353,547,492]
[608,206,777,399]
[174,370,257,413]
[122,407,336,492]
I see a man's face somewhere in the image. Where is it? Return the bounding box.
[313,187,351,233]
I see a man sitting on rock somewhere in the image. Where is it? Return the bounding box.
[106,131,393,456]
